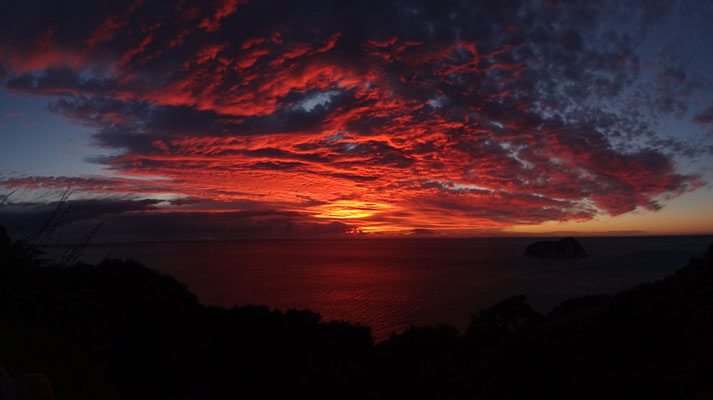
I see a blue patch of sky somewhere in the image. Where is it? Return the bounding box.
[0,89,115,178]
[291,90,342,112]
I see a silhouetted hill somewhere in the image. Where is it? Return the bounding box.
[2,229,713,399]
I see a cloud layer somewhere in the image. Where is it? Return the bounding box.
[1,0,710,237]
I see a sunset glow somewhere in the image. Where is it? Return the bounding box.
[1,0,712,239]
[314,201,393,220]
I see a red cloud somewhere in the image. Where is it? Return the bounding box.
[0,0,706,236]
[199,0,247,32]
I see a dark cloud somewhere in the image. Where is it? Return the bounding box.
[694,105,713,125]
[0,199,355,242]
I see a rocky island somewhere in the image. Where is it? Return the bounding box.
[523,237,588,258]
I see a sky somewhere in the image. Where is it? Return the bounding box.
[1,0,712,241]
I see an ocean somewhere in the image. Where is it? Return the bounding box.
[75,235,712,341]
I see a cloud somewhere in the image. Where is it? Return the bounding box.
[0,199,356,242]
[694,105,713,125]
[0,0,709,237]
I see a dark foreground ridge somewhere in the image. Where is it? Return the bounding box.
[2,228,713,399]
[524,236,588,258]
